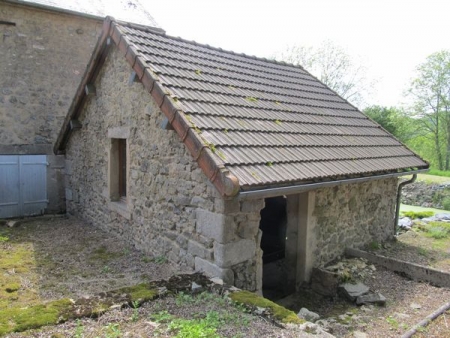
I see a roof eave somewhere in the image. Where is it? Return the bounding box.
[237,168,430,200]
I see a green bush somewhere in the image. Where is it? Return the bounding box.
[401,211,434,219]
[443,197,450,211]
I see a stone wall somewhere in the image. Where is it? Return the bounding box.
[312,178,398,266]
[0,2,102,151]
[401,181,450,209]
[64,45,265,291]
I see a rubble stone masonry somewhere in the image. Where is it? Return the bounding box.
[0,2,102,150]
[64,46,264,291]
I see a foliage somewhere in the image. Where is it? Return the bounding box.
[417,221,450,239]
[408,50,450,170]
[363,105,414,143]
[401,211,434,219]
[426,169,450,177]
[443,197,450,211]
[275,40,373,107]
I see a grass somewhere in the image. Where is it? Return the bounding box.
[425,169,450,178]
[401,210,434,219]
[400,204,446,215]
[417,173,450,183]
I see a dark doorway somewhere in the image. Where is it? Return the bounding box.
[259,196,288,300]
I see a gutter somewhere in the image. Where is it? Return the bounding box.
[395,174,417,235]
[238,169,428,201]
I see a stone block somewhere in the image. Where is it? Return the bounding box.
[214,239,256,268]
[196,209,236,243]
[240,199,265,213]
[356,292,386,306]
[194,257,234,284]
[187,240,213,260]
[311,268,339,297]
[338,282,370,302]
[65,188,73,201]
[214,198,240,214]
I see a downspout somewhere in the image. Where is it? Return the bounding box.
[395,174,417,236]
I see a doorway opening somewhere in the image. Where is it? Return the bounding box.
[259,196,288,300]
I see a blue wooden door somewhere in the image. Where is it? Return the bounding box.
[0,155,48,218]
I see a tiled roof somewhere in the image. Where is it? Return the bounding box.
[55,18,429,196]
[10,0,161,27]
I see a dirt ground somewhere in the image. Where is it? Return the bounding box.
[2,216,450,337]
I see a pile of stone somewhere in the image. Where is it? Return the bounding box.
[310,258,385,306]
[398,212,450,231]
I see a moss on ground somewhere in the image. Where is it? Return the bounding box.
[116,283,158,304]
[0,298,73,335]
[229,290,305,324]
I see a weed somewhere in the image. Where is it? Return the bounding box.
[150,310,174,323]
[0,235,9,242]
[131,300,140,322]
[416,325,428,333]
[401,211,434,219]
[176,291,195,306]
[245,97,258,103]
[386,316,399,329]
[275,119,282,125]
[101,265,111,273]
[104,323,121,338]
[142,256,152,263]
[74,319,84,338]
[368,241,381,250]
[421,221,450,239]
[443,197,450,211]
[154,256,168,264]
[418,247,428,256]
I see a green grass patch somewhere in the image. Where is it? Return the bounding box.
[401,211,435,219]
[229,290,304,324]
[417,221,450,240]
[425,169,450,178]
[0,298,73,335]
[400,204,446,215]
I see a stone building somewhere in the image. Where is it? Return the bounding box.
[55,18,429,297]
[0,0,159,218]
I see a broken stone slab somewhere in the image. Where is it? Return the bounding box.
[311,267,339,297]
[398,217,413,229]
[338,282,369,302]
[298,307,320,322]
[356,292,386,306]
[191,282,203,294]
[353,331,367,338]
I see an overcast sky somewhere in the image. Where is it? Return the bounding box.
[137,0,450,109]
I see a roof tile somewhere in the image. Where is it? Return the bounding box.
[114,22,429,190]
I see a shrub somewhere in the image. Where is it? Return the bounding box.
[401,211,434,219]
[442,197,450,211]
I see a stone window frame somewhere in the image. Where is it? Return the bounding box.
[107,127,131,219]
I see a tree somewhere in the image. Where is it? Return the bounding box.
[275,40,373,108]
[363,105,416,143]
[408,50,450,170]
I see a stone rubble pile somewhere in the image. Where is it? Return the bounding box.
[398,212,450,231]
[310,257,385,307]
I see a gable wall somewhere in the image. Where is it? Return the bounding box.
[0,2,102,151]
[64,45,265,291]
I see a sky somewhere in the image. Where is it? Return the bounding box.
[134,0,450,109]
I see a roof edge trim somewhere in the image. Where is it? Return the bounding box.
[238,169,429,201]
